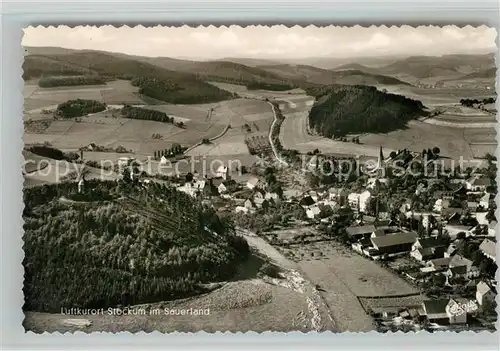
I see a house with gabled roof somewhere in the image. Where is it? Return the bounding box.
[346,225,376,240]
[445,254,479,279]
[246,177,260,190]
[476,281,495,306]
[421,299,467,325]
[370,231,418,255]
[479,239,496,261]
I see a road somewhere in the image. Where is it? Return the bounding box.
[266,101,289,167]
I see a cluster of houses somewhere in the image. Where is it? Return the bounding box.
[346,220,496,326]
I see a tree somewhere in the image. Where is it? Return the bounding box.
[432,147,440,156]
[390,151,397,159]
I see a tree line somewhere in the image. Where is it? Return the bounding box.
[38,75,105,88]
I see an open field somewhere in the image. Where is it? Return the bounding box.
[24,80,146,113]
[376,84,495,106]
[277,241,421,332]
[185,98,274,158]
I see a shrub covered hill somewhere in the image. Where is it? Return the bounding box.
[306,85,427,137]
[23,180,249,313]
[23,52,234,104]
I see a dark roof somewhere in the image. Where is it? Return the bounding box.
[417,237,447,249]
[418,248,436,259]
[299,196,316,206]
[423,299,450,315]
[371,232,418,248]
[449,265,468,275]
[473,177,491,187]
[346,225,376,236]
[430,257,451,267]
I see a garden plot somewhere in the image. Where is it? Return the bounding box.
[360,120,476,160]
[358,295,424,315]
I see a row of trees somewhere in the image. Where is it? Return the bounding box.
[460,97,496,107]
[121,105,176,124]
[153,144,185,160]
[55,99,107,118]
[38,75,105,88]
[23,180,249,312]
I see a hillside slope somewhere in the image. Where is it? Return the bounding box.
[23,181,249,313]
[306,85,427,137]
[379,53,495,79]
[23,52,234,103]
[259,64,411,86]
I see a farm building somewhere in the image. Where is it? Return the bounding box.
[370,231,418,255]
[421,299,467,325]
[466,176,491,192]
[346,225,376,240]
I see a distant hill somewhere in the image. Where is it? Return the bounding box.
[259,64,411,86]
[23,55,95,79]
[456,67,496,80]
[306,85,427,137]
[378,53,495,79]
[216,57,284,67]
[174,61,295,88]
[23,51,234,104]
[332,63,374,72]
[24,47,296,91]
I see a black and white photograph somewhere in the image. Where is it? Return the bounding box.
[21,25,497,333]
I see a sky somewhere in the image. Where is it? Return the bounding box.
[22,25,497,60]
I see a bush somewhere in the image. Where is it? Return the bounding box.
[259,263,281,279]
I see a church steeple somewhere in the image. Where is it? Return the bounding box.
[377,145,385,170]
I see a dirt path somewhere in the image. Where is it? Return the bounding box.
[237,228,337,332]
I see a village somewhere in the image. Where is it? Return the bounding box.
[93,139,497,332]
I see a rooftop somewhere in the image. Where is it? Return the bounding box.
[371,231,418,248]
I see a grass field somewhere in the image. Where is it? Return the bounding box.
[277,240,421,332]
[24,280,313,333]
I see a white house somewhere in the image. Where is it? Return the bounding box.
[479,239,496,261]
[348,190,371,213]
[246,177,260,190]
[466,176,491,192]
[265,192,280,201]
[476,281,495,306]
[445,254,480,280]
[216,165,230,180]
[479,193,491,209]
[160,156,168,165]
[306,205,321,219]
[244,199,255,210]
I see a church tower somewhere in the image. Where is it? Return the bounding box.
[377,145,384,170]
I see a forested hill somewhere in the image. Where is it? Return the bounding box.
[306,85,427,137]
[22,181,249,313]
